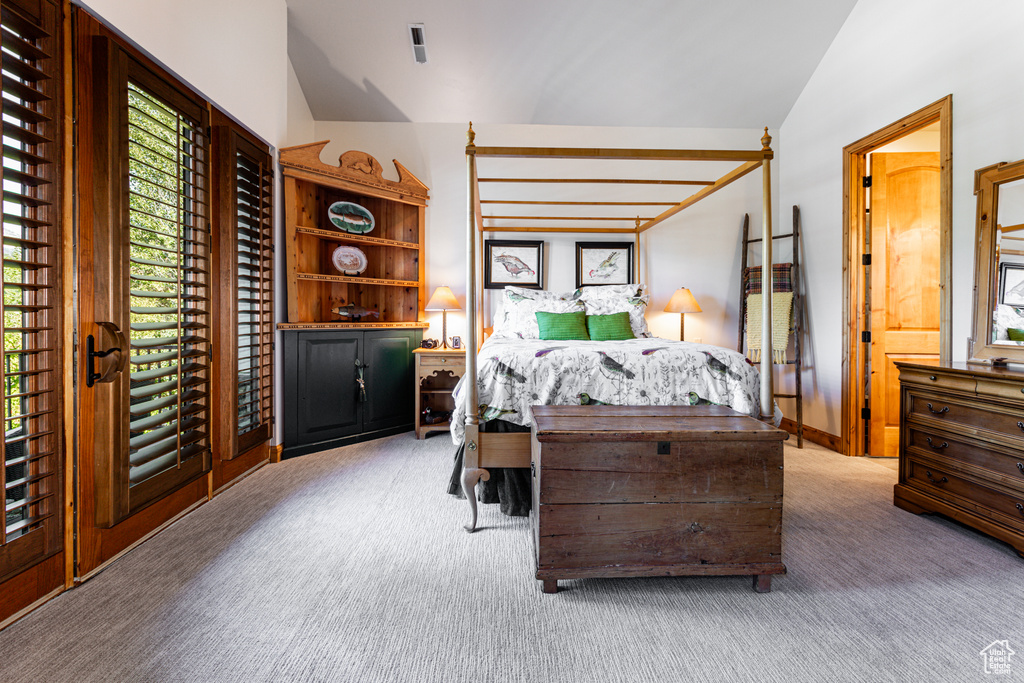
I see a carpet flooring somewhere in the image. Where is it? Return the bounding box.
[0,436,1021,683]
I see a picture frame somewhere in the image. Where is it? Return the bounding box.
[999,262,1024,305]
[484,239,544,289]
[575,241,634,288]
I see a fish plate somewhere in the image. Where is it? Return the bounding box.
[327,201,375,234]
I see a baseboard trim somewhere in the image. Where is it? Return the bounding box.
[212,458,269,496]
[0,585,64,632]
[780,417,841,453]
[76,497,207,583]
[281,425,413,460]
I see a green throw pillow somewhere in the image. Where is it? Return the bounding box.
[1008,327,1024,341]
[536,310,590,340]
[586,312,635,341]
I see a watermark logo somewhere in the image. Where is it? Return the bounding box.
[980,640,1015,675]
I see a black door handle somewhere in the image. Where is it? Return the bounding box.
[86,322,128,387]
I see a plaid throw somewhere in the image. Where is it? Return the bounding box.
[744,263,793,295]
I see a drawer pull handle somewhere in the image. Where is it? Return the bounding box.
[1018,462,1024,474]
[926,403,949,415]
[925,470,948,485]
[1017,503,1024,516]
[925,437,948,451]
[929,375,937,381]
[1018,421,1024,434]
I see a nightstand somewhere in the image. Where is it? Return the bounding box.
[413,348,466,439]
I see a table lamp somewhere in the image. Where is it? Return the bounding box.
[425,285,462,349]
[664,287,702,341]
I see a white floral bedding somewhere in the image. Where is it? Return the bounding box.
[450,337,765,444]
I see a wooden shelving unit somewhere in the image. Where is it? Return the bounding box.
[279,141,431,329]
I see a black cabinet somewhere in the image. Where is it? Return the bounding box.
[282,329,420,458]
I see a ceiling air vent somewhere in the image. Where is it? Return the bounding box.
[408,23,428,64]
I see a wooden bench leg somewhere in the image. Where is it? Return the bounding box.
[753,574,772,593]
[542,579,559,594]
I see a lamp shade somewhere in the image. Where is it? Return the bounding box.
[425,285,461,311]
[664,288,702,314]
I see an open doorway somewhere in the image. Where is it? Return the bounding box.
[841,95,952,457]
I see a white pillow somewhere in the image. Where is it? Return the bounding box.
[491,287,583,339]
[578,284,651,338]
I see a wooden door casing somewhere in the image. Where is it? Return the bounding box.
[869,152,941,457]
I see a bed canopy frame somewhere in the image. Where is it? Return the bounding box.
[461,124,776,531]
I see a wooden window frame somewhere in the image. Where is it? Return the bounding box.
[210,113,274,461]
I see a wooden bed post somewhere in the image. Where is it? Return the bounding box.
[462,123,489,532]
[760,128,774,421]
[634,217,642,285]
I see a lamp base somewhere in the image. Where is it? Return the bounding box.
[439,310,450,349]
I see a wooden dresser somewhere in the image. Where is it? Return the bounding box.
[895,361,1024,557]
[530,405,788,594]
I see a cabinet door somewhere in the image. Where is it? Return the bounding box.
[288,331,362,445]
[362,330,417,433]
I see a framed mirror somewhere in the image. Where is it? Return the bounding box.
[970,159,1024,362]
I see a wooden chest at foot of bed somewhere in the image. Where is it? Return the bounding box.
[530,405,787,594]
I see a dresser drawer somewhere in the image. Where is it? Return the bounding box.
[898,366,975,394]
[976,377,1024,403]
[906,391,1024,442]
[905,456,1024,530]
[905,427,1024,492]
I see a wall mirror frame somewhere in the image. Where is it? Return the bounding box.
[970,158,1024,363]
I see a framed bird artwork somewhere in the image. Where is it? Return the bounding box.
[484,239,544,289]
[575,242,634,288]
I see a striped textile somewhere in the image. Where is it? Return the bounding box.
[744,263,793,295]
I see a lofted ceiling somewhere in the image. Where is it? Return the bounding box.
[286,0,860,128]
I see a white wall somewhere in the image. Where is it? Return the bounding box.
[76,0,289,145]
[286,60,315,146]
[780,0,1024,438]
[310,122,779,351]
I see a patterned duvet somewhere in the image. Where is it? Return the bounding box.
[450,337,764,444]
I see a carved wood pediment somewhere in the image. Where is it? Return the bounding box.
[279,141,429,201]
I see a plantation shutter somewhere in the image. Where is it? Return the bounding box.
[211,119,273,460]
[126,79,211,488]
[0,0,63,578]
[234,141,273,453]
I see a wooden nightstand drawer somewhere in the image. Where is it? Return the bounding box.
[419,355,465,368]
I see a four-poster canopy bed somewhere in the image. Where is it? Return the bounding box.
[458,125,777,532]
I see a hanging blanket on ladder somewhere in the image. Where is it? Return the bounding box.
[744,263,793,364]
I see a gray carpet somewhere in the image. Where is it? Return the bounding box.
[1,435,1021,683]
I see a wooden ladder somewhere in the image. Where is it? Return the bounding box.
[737,206,804,448]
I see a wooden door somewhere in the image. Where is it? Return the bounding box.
[76,11,212,575]
[869,153,940,457]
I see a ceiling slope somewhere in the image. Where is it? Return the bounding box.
[287,0,858,128]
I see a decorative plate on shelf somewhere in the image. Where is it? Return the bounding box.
[327,201,375,234]
[332,245,368,275]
